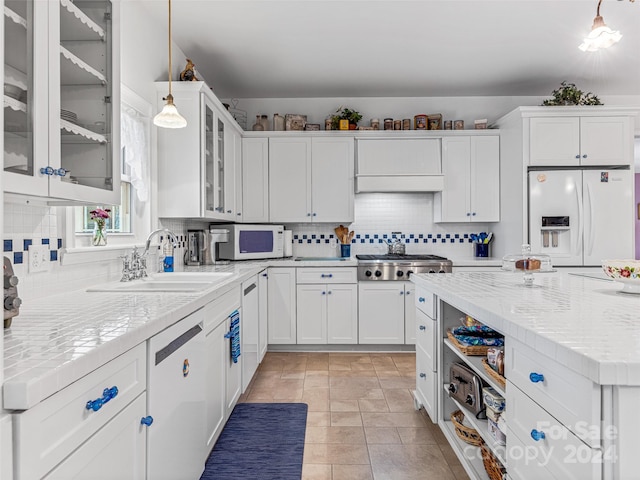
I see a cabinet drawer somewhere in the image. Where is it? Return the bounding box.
[416,309,436,371]
[415,345,437,422]
[297,267,357,284]
[506,384,601,480]
[203,286,241,333]
[14,343,146,480]
[415,286,435,318]
[505,337,600,447]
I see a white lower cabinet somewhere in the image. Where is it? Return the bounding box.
[297,283,358,344]
[242,275,260,392]
[13,343,147,480]
[358,282,412,344]
[267,267,297,344]
[203,287,242,456]
[43,394,147,480]
[258,270,269,360]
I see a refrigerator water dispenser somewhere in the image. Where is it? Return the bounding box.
[540,216,570,249]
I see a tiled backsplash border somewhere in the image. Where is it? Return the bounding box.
[3,237,63,264]
[294,232,472,244]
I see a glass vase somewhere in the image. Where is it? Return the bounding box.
[92,222,107,246]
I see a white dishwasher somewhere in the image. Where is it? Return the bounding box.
[147,308,206,480]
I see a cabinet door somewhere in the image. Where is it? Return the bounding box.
[233,127,243,221]
[242,137,269,223]
[269,137,312,222]
[258,271,269,361]
[241,278,259,392]
[404,283,416,344]
[311,137,354,222]
[529,117,580,166]
[222,119,238,219]
[358,283,405,344]
[203,95,217,215]
[580,116,632,166]
[357,138,441,174]
[296,284,327,344]
[43,394,146,480]
[415,310,435,370]
[204,319,226,456]
[48,0,121,204]
[327,284,358,344]
[470,136,500,222]
[435,137,471,222]
[415,346,436,423]
[267,268,297,344]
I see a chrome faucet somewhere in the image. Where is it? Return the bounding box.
[143,228,179,257]
[120,229,179,281]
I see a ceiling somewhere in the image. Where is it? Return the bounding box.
[139,0,640,100]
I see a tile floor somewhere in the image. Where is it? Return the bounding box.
[239,351,470,480]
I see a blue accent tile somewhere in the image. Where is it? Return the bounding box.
[445,234,451,238]
[378,239,384,243]
[364,234,370,239]
[454,234,460,239]
[325,239,330,244]
[428,234,433,239]
[369,239,374,243]
[311,235,316,239]
[432,239,437,243]
[436,234,442,239]
[383,234,388,239]
[419,234,424,238]
[441,239,446,243]
[414,239,419,243]
[298,240,303,244]
[24,239,32,251]
[306,239,311,244]
[302,235,308,239]
[293,235,299,240]
[3,240,12,252]
[463,234,469,239]
[401,234,405,238]
[409,234,415,238]
[13,252,23,264]
[50,250,58,261]
[450,239,455,243]
[374,234,379,239]
[356,234,361,239]
[459,239,465,243]
[320,234,325,239]
[42,238,50,245]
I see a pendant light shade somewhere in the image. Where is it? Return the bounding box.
[579,0,622,52]
[154,0,187,128]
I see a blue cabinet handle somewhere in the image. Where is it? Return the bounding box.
[54,168,67,177]
[419,325,426,331]
[419,373,426,378]
[320,274,333,278]
[86,386,118,412]
[40,166,54,176]
[140,416,154,426]
[418,297,425,303]
[529,372,545,383]
[531,429,546,441]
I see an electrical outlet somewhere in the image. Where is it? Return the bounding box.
[28,245,50,273]
[329,237,338,249]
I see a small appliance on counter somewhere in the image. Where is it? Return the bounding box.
[4,256,21,328]
[218,224,284,260]
[185,226,230,265]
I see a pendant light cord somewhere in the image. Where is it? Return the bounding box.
[168,0,173,97]
[596,0,602,17]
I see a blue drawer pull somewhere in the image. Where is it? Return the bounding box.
[140,416,154,426]
[529,372,545,383]
[320,273,333,278]
[419,325,426,331]
[419,373,426,378]
[531,429,546,441]
[418,297,425,303]
[86,386,118,412]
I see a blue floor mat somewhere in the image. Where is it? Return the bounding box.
[201,403,308,480]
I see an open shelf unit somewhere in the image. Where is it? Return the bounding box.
[440,420,490,480]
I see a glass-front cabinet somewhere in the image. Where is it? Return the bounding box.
[3,0,120,204]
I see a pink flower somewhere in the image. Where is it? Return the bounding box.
[90,208,111,220]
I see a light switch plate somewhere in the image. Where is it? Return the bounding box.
[28,245,50,273]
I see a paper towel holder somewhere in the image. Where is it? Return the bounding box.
[283,229,293,257]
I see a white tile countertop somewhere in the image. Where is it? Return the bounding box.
[411,270,640,386]
[2,262,269,410]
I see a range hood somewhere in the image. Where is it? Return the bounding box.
[355,138,444,193]
[355,174,444,193]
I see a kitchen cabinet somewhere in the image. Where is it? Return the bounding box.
[147,308,206,480]
[242,275,260,392]
[358,282,414,344]
[156,81,242,220]
[203,287,241,455]
[296,267,358,344]
[355,138,443,192]
[241,137,269,223]
[267,267,297,344]
[13,343,147,480]
[434,136,500,223]
[404,282,416,344]
[269,136,354,223]
[529,115,632,166]
[413,287,436,422]
[4,0,121,204]
[258,270,269,361]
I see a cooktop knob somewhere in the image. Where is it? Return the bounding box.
[428,269,436,274]
[365,270,372,277]
[448,383,457,394]
[407,270,414,278]
[465,394,475,406]
[397,271,404,277]
[374,270,382,277]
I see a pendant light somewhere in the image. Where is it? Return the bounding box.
[578,0,622,52]
[154,0,187,128]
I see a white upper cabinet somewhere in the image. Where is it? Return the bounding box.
[434,135,500,223]
[156,81,242,220]
[4,0,121,204]
[269,136,354,223]
[241,137,269,223]
[529,115,632,166]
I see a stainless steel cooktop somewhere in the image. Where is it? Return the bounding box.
[356,254,453,281]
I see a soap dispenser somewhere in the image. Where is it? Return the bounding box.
[162,238,174,272]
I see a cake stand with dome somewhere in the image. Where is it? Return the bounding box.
[502,244,553,286]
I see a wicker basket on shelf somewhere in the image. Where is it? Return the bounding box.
[450,410,482,446]
[447,330,492,356]
[481,442,506,480]
[481,358,506,389]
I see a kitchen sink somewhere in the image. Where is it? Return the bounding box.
[86,272,234,293]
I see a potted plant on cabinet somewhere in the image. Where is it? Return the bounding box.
[330,107,363,130]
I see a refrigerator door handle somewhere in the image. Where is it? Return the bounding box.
[574,177,583,257]
[584,182,594,256]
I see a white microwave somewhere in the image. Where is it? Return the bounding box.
[217,224,284,260]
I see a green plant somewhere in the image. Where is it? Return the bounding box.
[330,106,363,128]
[541,81,603,106]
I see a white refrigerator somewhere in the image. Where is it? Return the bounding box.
[529,169,634,266]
